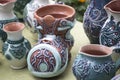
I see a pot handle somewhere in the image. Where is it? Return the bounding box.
[116,58,120,70]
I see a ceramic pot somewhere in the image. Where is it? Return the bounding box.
[100,0,120,48]
[2,22,31,69]
[27,35,68,77]
[0,0,18,51]
[34,4,75,60]
[23,0,57,33]
[72,44,120,80]
[83,0,111,44]
[14,0,30,20]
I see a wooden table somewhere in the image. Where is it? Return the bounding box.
[0,21,90,80]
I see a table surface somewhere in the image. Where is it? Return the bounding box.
[0,21,91,80]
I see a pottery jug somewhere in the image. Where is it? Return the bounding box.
[23,0,57,33]
[27,35,68,77]
[2,22,31,69]
[0,0,18,51]
[83,0,111,44]
[14,0,30,20]
[72,44,120,80]
[100,0,120,48]
[34,4,75,60]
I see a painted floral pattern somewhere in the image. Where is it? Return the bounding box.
[3,38,31,60]
[83,0,111,43]
[72,54,115,80]
[100,16,120,47]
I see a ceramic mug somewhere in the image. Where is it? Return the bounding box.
[72,44,120,80]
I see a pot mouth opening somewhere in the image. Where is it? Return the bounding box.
[80,44,112,57]
[3,22,24,32]
[35,4,75,19]
[0,0,15,4]
[105,0,120,13]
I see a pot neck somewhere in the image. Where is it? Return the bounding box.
[32,0,51,5]
[104,0,120,22]
[90,0,111,9]
[0,1,16,20]
[107,12,120,22]
[7,30,23,41]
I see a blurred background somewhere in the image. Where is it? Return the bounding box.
[58,0,89,22]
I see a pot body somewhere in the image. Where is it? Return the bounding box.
[27,35,68,77]
[72,53,116,80]
[2,22,31,69]
[83,0,111,44]
[72,44,119,80]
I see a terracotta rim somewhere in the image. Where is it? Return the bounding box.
[104,0,120,13]
[0,0,16,4]
[3,22,25,33]
[34,4,75,20]
[80,44,112,57]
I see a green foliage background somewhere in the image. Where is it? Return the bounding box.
[58,0,89,22]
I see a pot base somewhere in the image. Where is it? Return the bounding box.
[10,64,27,70]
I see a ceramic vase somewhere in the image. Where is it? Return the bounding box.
[0,0,18,51]
[2,22,31,69]
[14,0,30,20]
[27,35,68,77]
[100,0,120,48]
[72,44,120,80]
[23,0,57,33]
[83,0,111,44]
[34,4,75,60]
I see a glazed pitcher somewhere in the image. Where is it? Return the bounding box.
[72,44,120,80]
[83,0,111,44]
[100,0,120,48]
[0,0,18,51]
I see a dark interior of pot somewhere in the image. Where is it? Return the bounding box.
[80,44,112,56]
[0,0,15,4]
[0,0,9,4]
[106,1,120,12]
[36,4,75,19]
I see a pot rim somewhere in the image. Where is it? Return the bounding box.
[34,4,75,20]
[3,22,25,33]
[104,0,120,14]
[79,44,113,58]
